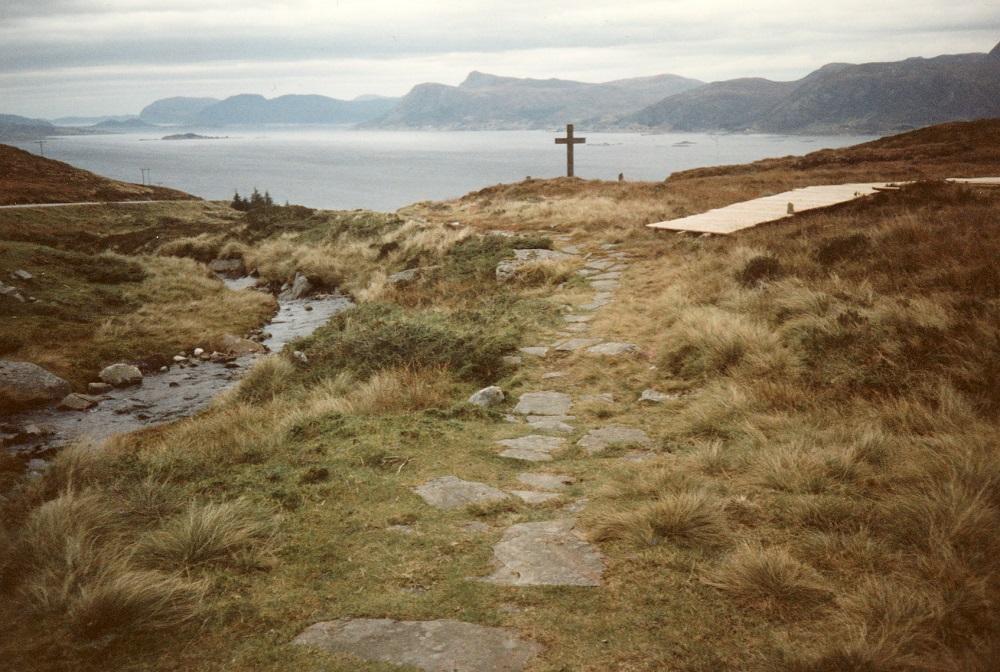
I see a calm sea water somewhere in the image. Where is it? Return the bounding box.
[13,128,878,211]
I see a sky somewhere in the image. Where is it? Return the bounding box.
[1,0,998,118]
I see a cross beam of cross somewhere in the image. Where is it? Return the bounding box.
[554,123,586,177]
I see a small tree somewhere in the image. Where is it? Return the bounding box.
[231,190,247,211]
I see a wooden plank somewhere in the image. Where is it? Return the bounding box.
[647,183,896,235]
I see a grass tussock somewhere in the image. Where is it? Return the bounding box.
[589,490,729,548]
[705,543,831,606]
[139,499,274,570]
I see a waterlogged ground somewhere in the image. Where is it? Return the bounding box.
[6,286,353,455]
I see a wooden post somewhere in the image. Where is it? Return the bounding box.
[554,124,586,177]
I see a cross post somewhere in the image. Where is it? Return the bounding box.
[554,123,586,177]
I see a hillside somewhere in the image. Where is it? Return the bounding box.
[0,114,58,141]
[192,93,400,126]
[139,97,220,124]
[0,144,195,205]
[369,71,704,129]
[625,45,1000,134]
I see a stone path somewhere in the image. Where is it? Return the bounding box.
[293,618,542,671]
[295,236,653,667]
[648,182,900,234]
[481,519,604,586]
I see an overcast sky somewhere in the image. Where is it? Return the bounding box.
[1,0,997,118]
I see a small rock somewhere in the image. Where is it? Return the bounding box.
[563,314,593,323]
[59,393,100,411]
[586,342,640,357]
[518,346,548,358]
[278,272,313,301]
[387,268,420,285]
[172,355,187,363]
[468,385,504,407]
[293,350,309,365]
[168,381,180,387]
[159,365,169,372]
[541,371,566,380]
[502,355,523,366]
[217,334,266,356]
[99,363,143,387]
[193,347,205,357]
[640,389,680,403]
[0,283,25,302]
[11,269,33,281]
[87,382,112,394]
[579,393,614,404]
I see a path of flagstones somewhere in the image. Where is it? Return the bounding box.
[292,237,661,670]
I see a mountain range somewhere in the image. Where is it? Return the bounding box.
[367,71,704,129]
[139,94,398,126]
[623,47,1000,134]
[2,42,998,139]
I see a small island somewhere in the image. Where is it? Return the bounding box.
[162,132,226,140]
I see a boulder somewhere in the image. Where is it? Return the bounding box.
[217,334,266,356]
[0,360,71,409]
[496,249,572,282]
[208,258,244,276]
[0,283,25,302]
[278,272,313,300]
[468,385,504,407]
[59,393,100,411]
[99,363,143,387]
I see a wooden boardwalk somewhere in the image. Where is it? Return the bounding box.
[647,183,896,235]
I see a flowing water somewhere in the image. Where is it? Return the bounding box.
[4,284,352,466]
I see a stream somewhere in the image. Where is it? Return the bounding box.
[3,280,353,470]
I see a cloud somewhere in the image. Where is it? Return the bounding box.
[1,0,997,116]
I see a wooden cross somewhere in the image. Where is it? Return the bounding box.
[554,123,586,177]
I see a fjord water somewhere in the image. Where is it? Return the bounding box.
[14,128,877,210]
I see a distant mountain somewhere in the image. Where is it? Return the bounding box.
[190,94,400,125]
[0,114,57,140]
[623,46,1000,134]
[140,97,219,124]
[51,115,136,127]
[368,71,704,129]
[92,118,156,130]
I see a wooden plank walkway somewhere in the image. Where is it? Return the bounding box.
[947,177,1000,186]
[647,182,896,235]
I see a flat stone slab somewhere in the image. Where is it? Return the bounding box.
[640,388,682,403]
[589,279,620,292]
[541,371,567,379]
[580,294,613,310]
[553,338,601,352]
[415,476,509,510]
[518,346,548,358]
[497,435,565,462]
[516,472,575,491]
[579,393,614,404]
[513,391,571,415]
[481,519,604,586]
[562,323,590,333]
[577,426,653,455]
[586,342,640,357]
[293,618,542,672]
[509,490,561,504]
[584,259,615,271]
[589,271,622,280]
[562,314,593,323]
[526,417,574,433]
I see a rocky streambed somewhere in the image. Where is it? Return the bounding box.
[2,278,352,473]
